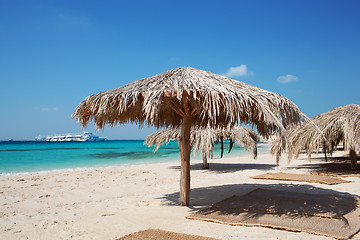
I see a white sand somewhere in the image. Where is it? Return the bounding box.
[1,151,360,240]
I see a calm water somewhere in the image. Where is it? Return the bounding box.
[0,140,270,174]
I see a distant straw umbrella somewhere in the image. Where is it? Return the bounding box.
[73,67,308,206]
[271,104,360,169]
[145,126,260,169]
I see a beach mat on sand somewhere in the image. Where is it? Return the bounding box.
[117,229,218,240]
[315,161,360,177]
[188,188,360,239]
[251,172,351,185]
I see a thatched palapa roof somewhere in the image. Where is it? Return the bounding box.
[271,104,360,169]
[145,125,260,159]
[73,67,307,137]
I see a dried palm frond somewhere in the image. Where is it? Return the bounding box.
[145,125,260,159]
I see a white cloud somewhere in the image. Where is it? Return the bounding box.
[41,107,59,112]
[222,65,253,78]
[277,74,299,84]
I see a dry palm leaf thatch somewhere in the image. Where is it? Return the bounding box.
[73,67,307,134]
[271,104,360,169]
[73,67,308,206]
[145,126,260,169]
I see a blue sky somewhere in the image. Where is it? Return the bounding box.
[1,0,359,140]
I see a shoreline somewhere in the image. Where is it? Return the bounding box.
[0,143,271,176]
[1,151,359,239]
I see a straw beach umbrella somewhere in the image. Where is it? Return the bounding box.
[145,126,260,169]
[73,67,308,206]
[271,104,360,169]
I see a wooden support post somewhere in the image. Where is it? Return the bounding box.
[350,149,357,170]
[323,142,328,162]
[202,151,209,169]
[228,139,234,153]
[220,137,224,158]
[179,97,192,206]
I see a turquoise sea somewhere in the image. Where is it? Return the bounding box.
[0,140,270,175]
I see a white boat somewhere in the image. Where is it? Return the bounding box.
[35,132,106,142]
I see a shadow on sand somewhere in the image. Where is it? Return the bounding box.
[287,155,360,176]
[169,162,276,173]
[160,183,359,211]
[175,184,360,239]
[162,156,360,239]
[159,183,360,238]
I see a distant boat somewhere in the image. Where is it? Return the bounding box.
[35,132,106,142]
